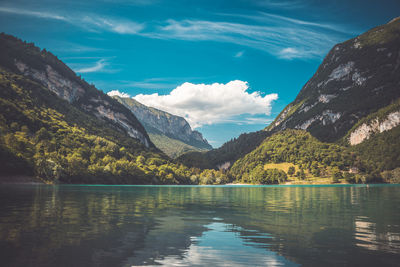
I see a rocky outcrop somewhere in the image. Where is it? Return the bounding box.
[0,44,154,147]
[15,60,85,103]
[0,33,152,148]
[112,96,212,151]
[267,18,400,142]
[94,104,150,147]
[349,111,400,145]
[295,110,342,130]
[10,58,151,147]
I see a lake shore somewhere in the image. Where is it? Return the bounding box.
[0,175,44,184]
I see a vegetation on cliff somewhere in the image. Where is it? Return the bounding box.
[0,68,228,184]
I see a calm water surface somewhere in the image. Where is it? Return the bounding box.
[0,184,399,266]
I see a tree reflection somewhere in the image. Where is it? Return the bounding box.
[0,185,399,266]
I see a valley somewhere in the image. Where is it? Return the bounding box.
[1,17,400,185]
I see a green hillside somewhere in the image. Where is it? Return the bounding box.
[113,96,212,158]
[229,130,360,184]
[148,132,209,158]
[0,58,227,185]
[177,130,270,169]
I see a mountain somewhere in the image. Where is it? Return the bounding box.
[0,33,152,148]
[266,17,400,142]
[111,96,212,158]
[0,33,229,184]
[177,130,270,169]
[178,18,400,184]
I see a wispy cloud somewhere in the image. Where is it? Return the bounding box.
[0,4,353,60]
[278,47,302,60]
[117,78,180,90]
[74,59,108,73]
[0,6,144,35]
[150,18,347,59]
[52,43,105,53]
[251,0,306,9]
[0,6,67,21]
[231,12,352,34]
[234,51,244,58]
[100,0,158,5]
[80,16,144,34]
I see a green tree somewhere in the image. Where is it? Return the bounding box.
[35,127,51,142]
[299,169,306,180]
[331,168,342,183]
[288,166,295,176]
[343,172,355,183]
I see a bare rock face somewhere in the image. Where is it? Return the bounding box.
[267,18,400,142]
[94,104,150,147]
[113,96,212,150]
[349,111,400,145]
[15,61,85,103]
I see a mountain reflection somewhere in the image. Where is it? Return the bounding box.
[0,185,399,266]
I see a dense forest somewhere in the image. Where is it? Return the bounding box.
[177,130,270,169]
[230,130,369,184]
[0,68,229,185]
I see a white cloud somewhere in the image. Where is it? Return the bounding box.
[252,0,305,9]
[0,6,143,35]
[0,5,353,59]
[133,80,278,128]
[81,16,144,34]
[0,6,67,21]
[107,90,131,98]
[234,51,244,58]
[279,47,302,60]
[75,59,108,73]
[151,18,348,59]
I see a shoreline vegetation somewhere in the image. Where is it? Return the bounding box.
[1,175,394,186]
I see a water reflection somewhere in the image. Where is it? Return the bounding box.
[355,216,400,253]
[0,185,399,266]
[150,221,298,267]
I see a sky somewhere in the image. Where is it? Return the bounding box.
[0,0,399,147]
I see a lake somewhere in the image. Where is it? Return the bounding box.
[0,184,399,266]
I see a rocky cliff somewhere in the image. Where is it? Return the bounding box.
[267,17,400,142]
[344,98,400,145]
[112,96,212,157]
[0,33,152,147]
[349,111,400,145]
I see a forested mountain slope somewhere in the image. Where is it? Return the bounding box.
[0,33,229,184]
[112,96,212,158]
[266,18,400,142]
[0,33,152,147]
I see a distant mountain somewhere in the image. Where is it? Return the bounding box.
[178,18,400,183]
[177,130,270,169]
[266,17,400,142]
[112,96,212,158]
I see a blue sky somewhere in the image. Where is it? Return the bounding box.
[1,0,399,147]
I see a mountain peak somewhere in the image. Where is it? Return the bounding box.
[266,18,400,142]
